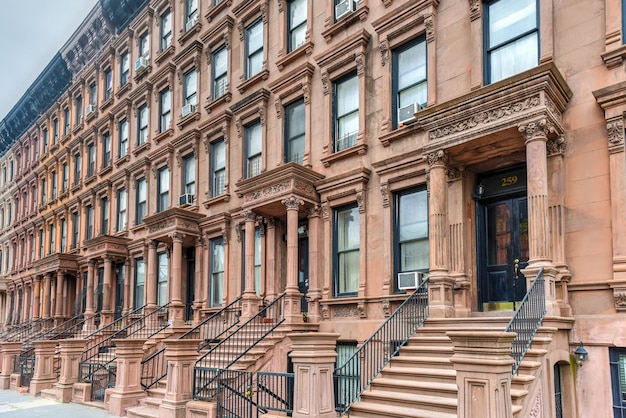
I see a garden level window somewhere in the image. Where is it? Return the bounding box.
[610,348,626,417]
[333,73,358,152]
[333,204,360,296]
[285,99,305,164]
[288,0,307,52]
[394,188,429,292]
[392,37,427,129]
[245,19,264,79]
[485,0,538,84]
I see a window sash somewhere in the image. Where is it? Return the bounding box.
[158,167,170,212]
[64,109,70,135]
[160,89,171,132]
[210,238,224,307]
[245,20,264,79]
[117,189,127,231]
[87,206,94,240]
[139,33,150,57]
[119,120,129,157]
[88,145,96,176]
[184,69,198,105]
[72,213,79,248]
[138,105,148,145]
[103,134,111,166]
[101,198,109,235]
[136,178,147,224]
[105,70,113,99]
[288,0,307,52]
[285,99,305,164]
[157,253,168,306]
[334,74,358,152]
[120,52,130,86]
[161,10,172,50]
[212,47,228,100]
[134,258,145,308]
[183,156,196,195]
[245,123,262,178]
[334,205,360,296]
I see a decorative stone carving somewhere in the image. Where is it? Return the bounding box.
[244,182,290,202]
[380,183,389,208]
[242,210,257,222]
[468,0,481,20]
[607,118,625,152]
[307,205,321,218]
[321,71,329,95]
[614,291,626,309]
[424,14,435,43]
[519,118,556,142]
[302,83,311,104]
[355,52,365,77]
[425,149,449,167]
[321,202,329,220]
[282,197,303,211]
[274,99,282,119]
[379,38,390,66]
[235,225,242,242]
[356,191,365,213]
[381,299,390,318]
[321,304,330,319]
[357,302,366,318]
[446,166,464,180]
[430,96,541,140]
[546,136,567,156]
[529,388,542,417]
[333,305,360,318]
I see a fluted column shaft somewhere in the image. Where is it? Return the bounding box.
[55,271,65,319]
[42,274,52,319]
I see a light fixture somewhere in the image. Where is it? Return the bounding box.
[574,342,588,365]
[473,183,485,200]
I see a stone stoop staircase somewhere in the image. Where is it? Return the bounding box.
[125,381,166,418]
[347,318,554,418]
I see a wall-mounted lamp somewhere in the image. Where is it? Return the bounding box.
[472,183,485,200]
[574,342,588,365]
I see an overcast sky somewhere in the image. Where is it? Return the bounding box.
[0,0,98,120]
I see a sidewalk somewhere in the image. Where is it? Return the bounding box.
[0,390,118,417]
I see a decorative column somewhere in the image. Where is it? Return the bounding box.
[107,339,147,416]
[448,331,516,418]
[42,273,52,319]
[193,239,203,324]
[307,205,322,323]
[0,342,22,389]
[122,258,131,316]
[55,270,66,323]
[240,210,260,321]
[283,197,304,324]
[265,218,277,300]
[55,339,86,402]
[29,340,58,395]
[84,260,95,330]
[426,150,455,317]
[288,333,340,418]
[519,119,557,315]
[146,240,158,310]
[33,277,41,319]
[169,233,185,326]
[158,339,201,418]
[101,255,114,324]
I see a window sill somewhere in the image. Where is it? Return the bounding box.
[178,21,202,46]
[602,44,626,69]
[86,109,98,123]
[177,110,201,129]
[84,175,96,187]
[154,128,174,145]
[132,142,151,157]
[72,122,84,136]
[237,69,269,94]
[205,91,232,114]
[134,65,152,83]
[202,192,230,209]
[378,124,418,147]
[130,223,146,234]
[114,230,129,238]
[98,165,112,177]
[71,182,82,193]
[155,45,175,66]
[205,0,230,23]
[60,134,70,145]
[276,41,314,71]
[321,142,368,167]
[115,155,130,168]
[100,97,113,113]
[116,82,132,99]
[322,4,369,43]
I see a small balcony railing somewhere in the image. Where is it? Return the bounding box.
[505,268,546,375]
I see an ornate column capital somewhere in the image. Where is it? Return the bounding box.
[607,116,625,154]
[547,136,567,157]
[425,149,449,168]
[282,197,303,211]
[170,232,184,242]
[242,210,257,222]
[518,118,555,142]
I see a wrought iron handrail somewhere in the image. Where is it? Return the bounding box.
[4,318,48,342]
[505,268,546,376]
[193,293,286,401]
[82,304,146,340]
[334,279,430,415]
[140,296,242,390]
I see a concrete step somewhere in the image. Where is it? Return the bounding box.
[358,389,457,414]
[39,388,57,400]
[379,366,456,384]
[370,378,457,399]
[391,355,453,370]
[126,404,160,418]
[348,401,457,418]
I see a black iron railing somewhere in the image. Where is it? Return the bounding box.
[15,350,35,388]
[216,369,294,418]
[4,319,49,343]
[79,361,117,402]
[140,296,242,390]
[505,268,546,376]
[334,279,430,415]
[193,293,285,401]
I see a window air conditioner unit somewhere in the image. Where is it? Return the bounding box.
[135,56,148,72]
[398,102,423,125]
[186,15,198,31]
[335,0,355,20]
[397,271,424,290]
[179,193,194,207]
[182,104,196,117]
[85,104,96,115]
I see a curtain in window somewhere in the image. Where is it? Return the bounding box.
[337,207,359,294]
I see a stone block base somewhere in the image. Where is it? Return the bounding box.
[72,382,91,403]
[30,378,58,396]
[9,374,20,390]
[107,390,146,416]
[161,399,189,418]
[55,383,74,403]
[185,400,217,418]
[0,374,10,389]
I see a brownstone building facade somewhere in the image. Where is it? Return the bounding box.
[1,0,626,416]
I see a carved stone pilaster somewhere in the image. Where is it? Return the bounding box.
[321,72,329,95]
[321,202,329,220]
[547,136,567,157]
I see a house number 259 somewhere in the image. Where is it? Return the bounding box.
[501,176,518,187]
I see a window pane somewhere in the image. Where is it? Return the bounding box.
[248,51,263,78]
[338,251,359,294]
[490,32,538,83]
[247,21,263,53]
[400,239,429,271]
[398,42,426,90]
[489,0,536,48]
[399,190,428,241]
[338,207,359,251]
[247,123,262,155]
[337,76,358,116]
[214,48,227,76]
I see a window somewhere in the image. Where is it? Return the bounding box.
[76,96,83,124]
[101,196,109,235]
[51,171,58,199]
[139,32,150,58]
[161,9,172,51]
[245,122,262,178]
[186,0,198,27]
[104,69,113,100]
[611,348,626,417]
[335,341,360,410]
[554,363,563,418]
[159,88,171,132]
[334,204,360,296]
[60,218,67,252]
[245,19,264,79]
[209,237,224,307]
[87,143,96,176]
[284,99,305,164]
[134,258,145,308]
[333,73,358,152]
[157,166,170,212]
[136,177,147,225]
[43,128,49,153]
[116,188,127,232]
[62,162,69,192]
[118,119,129,158]
[53,119,59,143]
[288,0,307,52]
[41,179,47,205]
[48,223,55,254]
[212,47,228,100]
[183,69,198,107]
[7,203,10,224]
[182,155,195,196]
[73,152,81,185]
[86,206,94,240]
[392,38,427,129]
[485,0,538,84]
[39,229,44,258]
[120,51,130,87]
[89,83,97,106]
[72,212,79,249]
[137,104,148,146]
[64,108,70,135]
[157,252,168,306]
[254,227,261,296]
[103,133,111,167]
[394,188,429,292]
[211,140,226,197]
